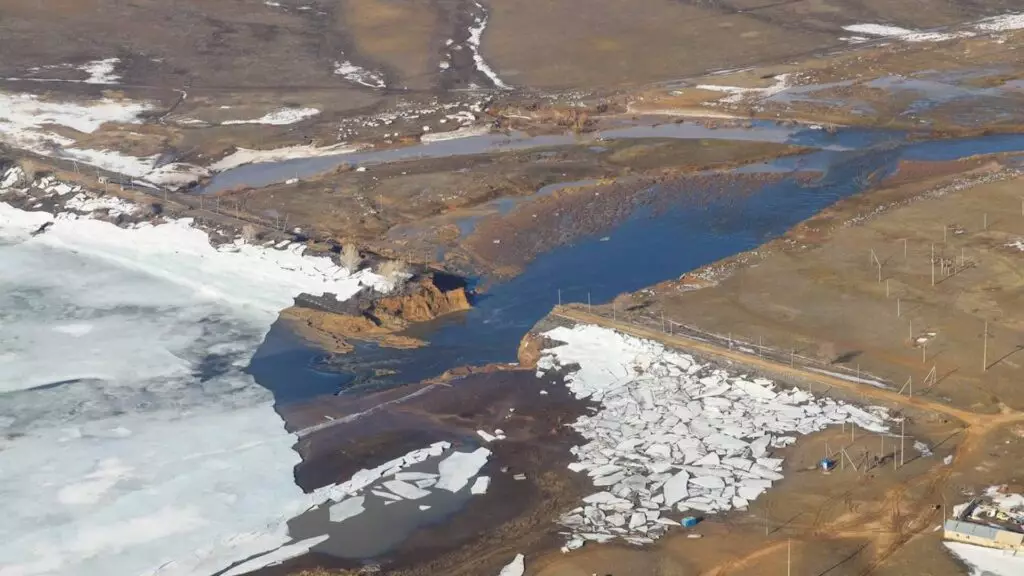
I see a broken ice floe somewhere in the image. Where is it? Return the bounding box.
[538,325,888,546]
[477,428,507,442]
[316,443,492,526]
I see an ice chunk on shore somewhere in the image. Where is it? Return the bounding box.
[497,553,525,576]
[538,324,889,547]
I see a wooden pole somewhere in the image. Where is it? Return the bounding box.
[931,243,935,286]
[904,238,908,259]
[787,539,791,576]
[983,321,988,372]
[900,417,905,468]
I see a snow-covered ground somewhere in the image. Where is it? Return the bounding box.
[941,486,1024,575]
[333,57,386,89]
[0,92,207,188]
[696,74,791,105]
[0,197,394,575]
[536,325,888,548]
[841,23,968,43]
[840,12,1024,45]
[944,542,1024,576]
[222,108,320,126]
[5,58,122,84]
[467,2,511,90]
[208,143,365,172]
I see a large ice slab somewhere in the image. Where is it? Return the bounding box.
[435,447,491,492]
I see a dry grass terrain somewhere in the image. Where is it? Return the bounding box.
[631,163,1024,414]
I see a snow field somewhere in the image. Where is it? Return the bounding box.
[536,325,888,549]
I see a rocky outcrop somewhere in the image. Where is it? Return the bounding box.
[283,273,472,354]
[517,331,544,369]
[370,276,471,328]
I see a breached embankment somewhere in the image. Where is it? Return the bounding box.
[280,273,473,354]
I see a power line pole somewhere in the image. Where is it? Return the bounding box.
[900,417,905,468]
[983,321,989,372]
[787,538,791,576]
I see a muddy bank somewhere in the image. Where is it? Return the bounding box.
[461,170,794,276]
[267,367,594,576]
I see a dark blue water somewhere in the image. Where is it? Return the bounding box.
[250,130,1024,404]
[247,320,352,403]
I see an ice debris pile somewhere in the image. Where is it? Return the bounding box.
[318,442,492,523]
[537,325,888,548]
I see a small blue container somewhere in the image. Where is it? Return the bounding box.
[681,516,699,528]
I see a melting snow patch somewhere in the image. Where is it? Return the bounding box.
[334,57,386,89]
[944,541,1024,576]
[81,58,121,84]
[841,23,970,42]
[421,124,490,143]
[696,74,791,104]
[538,324,888,545]
[64,192,138,217]
[0,93,151,153]
[209,143,364,172]
[975,13,1024,32]
[467,2,511,90]
[497,553,525,576]
[222,108,320,126]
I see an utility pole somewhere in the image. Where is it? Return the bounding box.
[787,539,791,576]
[983,321,989,372]
[900,417,905,468]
